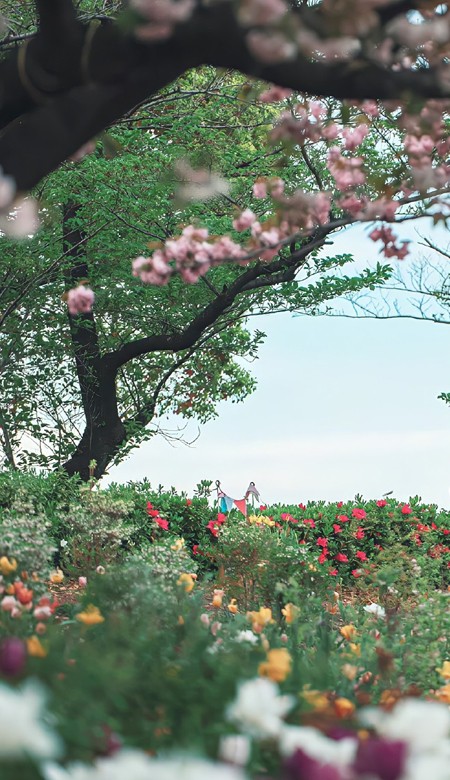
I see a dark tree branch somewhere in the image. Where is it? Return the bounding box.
[0,4,448,192]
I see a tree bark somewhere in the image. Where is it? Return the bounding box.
[61,202,126,480]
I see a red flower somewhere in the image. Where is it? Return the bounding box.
[336,501,343,508]
[329,568,338,576]
[335,552,348,563]
[442,529,450,535]
[376,500,387,508]
[401,504,412,515]
[260,504,267,511]
[333,524,342,534]
[192,544,199,555]
[354,527,365,540]
[155,517,169,531]
[352,508,367,520]
[148,508,160,518]
[337,514,350,523]
[216,513,226,526]
[281,513,297,523]
[431,522,437,530]
[206,521,219,538]
[352,569,362,578]
[186,499,192,506]
[298,503,306,510]
[317,537,328,547]
[356,550,367,561]
[304,518,316,528]
[318,551,328,564]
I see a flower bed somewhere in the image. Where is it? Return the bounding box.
[0,475,449,779]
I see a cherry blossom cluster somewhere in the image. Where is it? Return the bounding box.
[400,100,450,194]
[67,285,95,316]
[127,0,449,76]
[130,0,195,41]
[128,78,449,282]
[368,226,409,260]
[131,181,335,285]
[237,0,450,74]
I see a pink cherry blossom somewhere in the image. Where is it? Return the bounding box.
[233,208,257,232]
[237,0,288,26]
[342,124,369,151]
[260,85,293,103]
[67,285,95,315]
[253,181,267,199]
[269,177,285,198]
[246,30,296,64]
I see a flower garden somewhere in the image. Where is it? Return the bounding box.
[1,472,450,780]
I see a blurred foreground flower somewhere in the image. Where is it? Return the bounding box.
[43,750,246,779]
[227,677,294,738]
[0,679,61,759]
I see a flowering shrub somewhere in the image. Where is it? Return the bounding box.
[0,492,56,581]
[0,475,449,779]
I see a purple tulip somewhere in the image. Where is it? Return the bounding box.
[353,737,407,780]
[0,637,27,676]
[284,748,342,780]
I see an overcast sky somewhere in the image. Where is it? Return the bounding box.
[103,220,450,509]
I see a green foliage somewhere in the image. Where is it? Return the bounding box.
[0,492,56,581]
[203,513,310,610]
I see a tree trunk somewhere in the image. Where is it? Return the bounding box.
[61,202,126,481]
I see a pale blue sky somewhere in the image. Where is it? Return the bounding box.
[104,220,450,508]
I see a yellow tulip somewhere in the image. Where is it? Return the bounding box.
[259,648,292,682]
[177,573,195,593]
[171,538,185,552]
[435,684,450,704]
[340,624,357,641]
[0,556,17,576]
[227,598,238,614]
[212,589,224,608]
[436,660,450,680]
[76,604,105,626]
[302,687,331,713]
[247,607,274,633]
[26,635,47,658]
[334,697,355,718]
[49,569,64,584]
[282,603,300,624]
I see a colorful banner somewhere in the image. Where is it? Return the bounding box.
[233,499,247,517]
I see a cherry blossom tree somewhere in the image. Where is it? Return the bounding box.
[0,0,448,479]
